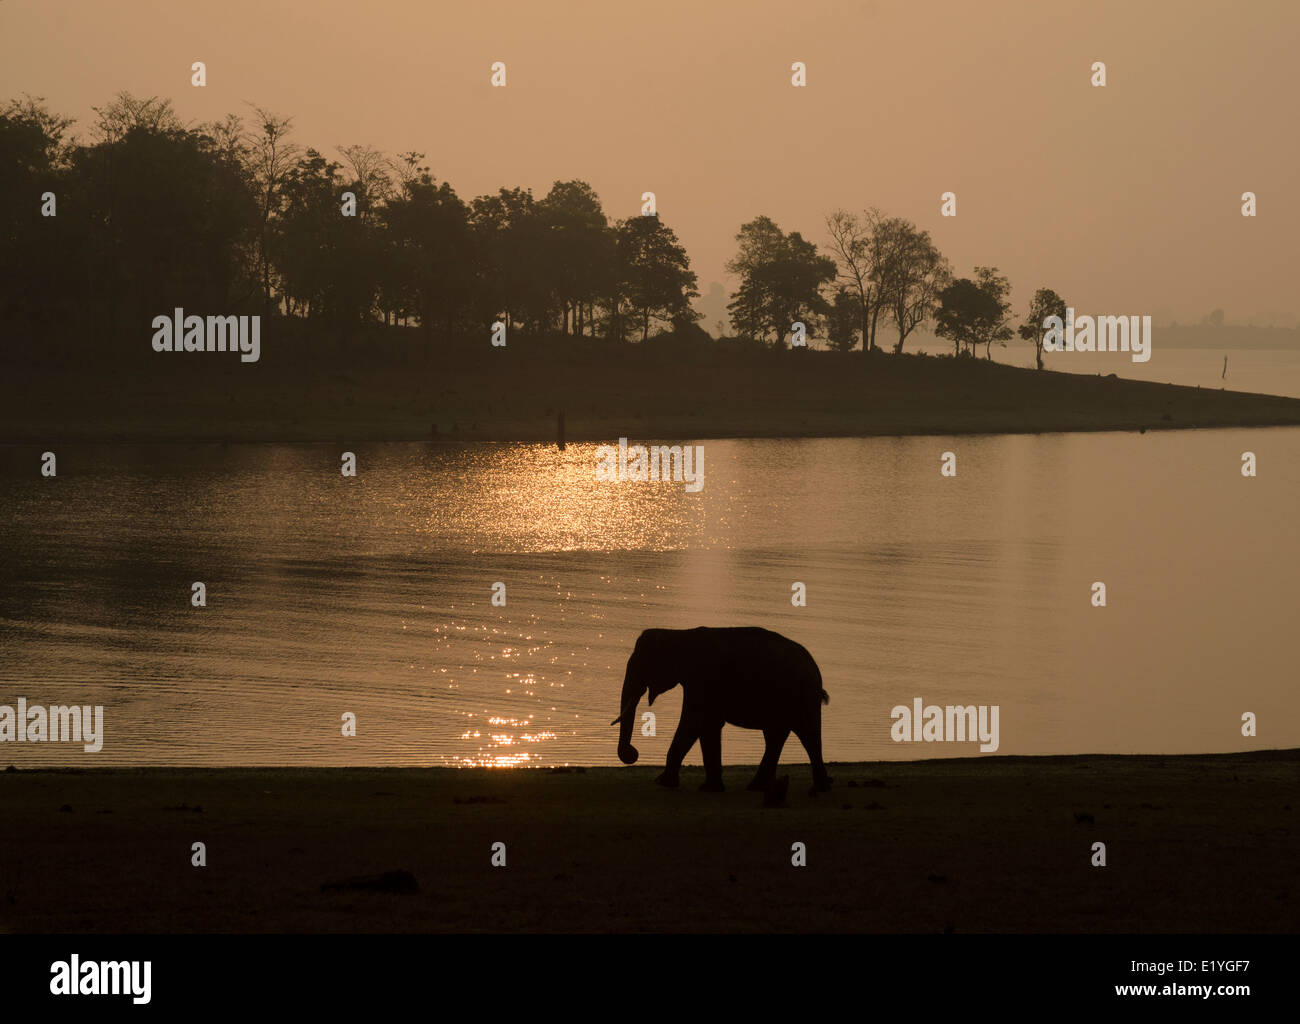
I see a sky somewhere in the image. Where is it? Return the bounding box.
[3,0,1297,328]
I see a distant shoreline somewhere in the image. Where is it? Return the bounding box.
[6,340,1300,445]
[6,415,1300,447]
[1125,324,1300,349]
[3,748,1295,933]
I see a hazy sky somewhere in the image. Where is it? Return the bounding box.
[3,0,1297,325]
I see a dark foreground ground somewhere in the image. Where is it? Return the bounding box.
[1,750,1295,933]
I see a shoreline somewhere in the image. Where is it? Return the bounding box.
[5,417,1300,448]
[6,345,1300,444]
[3,749,1295,933]
[3,746,1293,771]
[7,340,1300,444]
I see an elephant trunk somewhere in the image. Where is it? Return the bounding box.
[613,667,645,765]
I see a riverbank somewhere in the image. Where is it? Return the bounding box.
[1,749,1294,932]
[6,336,1300,442]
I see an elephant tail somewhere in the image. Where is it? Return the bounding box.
[820,689,829,705]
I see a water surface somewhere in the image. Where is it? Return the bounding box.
[1,430,1295,766]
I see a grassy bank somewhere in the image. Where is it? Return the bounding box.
[1,749,1294,933]
[5,324,1300,442]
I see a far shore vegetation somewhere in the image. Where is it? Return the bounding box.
[4,92,1299,443]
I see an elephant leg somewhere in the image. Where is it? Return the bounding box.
[748,728,789,791]
[698,722,725,791]
[656,716,701,788]
[794,721,832,792]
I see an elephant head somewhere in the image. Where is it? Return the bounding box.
[611,631,677,765]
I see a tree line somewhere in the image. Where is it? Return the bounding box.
[732,209,1064,368]
[1,92,1065,367]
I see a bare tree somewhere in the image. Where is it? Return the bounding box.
[390,151,429,195]
[90,92,182,142]
[876,219,950,353]
[338,143,394,210]
[825,208,886,351]
[205,113,247,163]
[244,105,300,316]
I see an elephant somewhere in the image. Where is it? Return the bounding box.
[611,627,831,793]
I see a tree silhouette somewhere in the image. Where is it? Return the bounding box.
[614,215,699,343]
[934,268,1014,359]
[275,149,381,328]
[384,170,475,343]
[68,103,256,333]
[0,96,75,326]
[469,186,544,334]
[3,90,1050,372]
[875,218,949,354]
[727,216,835,348]
[825,208,885,351]
[538,180,613,337]
[244,105,299,319]
[825,286,861,352]
[1019,287,1067,370]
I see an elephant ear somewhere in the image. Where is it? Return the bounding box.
[646,676,677,704]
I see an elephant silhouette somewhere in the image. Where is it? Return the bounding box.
[611,627,831,792]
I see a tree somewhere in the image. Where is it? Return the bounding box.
[971,267,1013,359]
[825,208,885,351]
[876,219,950,353]
[614,216,699,343]
[275,149,381,327]
[538,180,614,336]
[726,216,835,347]
[204,113,247,167]
[1018,287,1067,370]
[337,144,394,211]
[378,152,433,327]
[0,96,75,325]
[68,105,257,333]
[826,287,861,351]
[2,93,73,164]
[243,105,300,317]
[934,267,1014,359]
[90,92,182,142]
[384,168,475,342]
[469,186,550,334]
[274,149,342,317]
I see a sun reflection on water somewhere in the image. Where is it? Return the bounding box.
[453,660,572,766]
